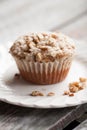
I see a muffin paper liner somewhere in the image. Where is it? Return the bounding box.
[14,56,73,84]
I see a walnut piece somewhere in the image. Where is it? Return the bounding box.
[30,91,44,96]
[43,55,54,62]
[79,77,87,82]
[38,46,48,51]
[78,86,84,90]
[51,33,58,39]
[29,42,36,48]
[14,73,20,79]
[69,93,74,96]
[47,92,55,96]
[69,82,79,88]
[63,91,74,96]
[42,33,48,37]
[69,77,87,93]
[69,86,79,93]
[36,53,42,62]
[63,91,69,95]
[63,77,87,97]
[37,33,44,40]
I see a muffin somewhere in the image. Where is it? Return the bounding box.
[10,32,75,84]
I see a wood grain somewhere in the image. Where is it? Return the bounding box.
[0,102,86,130]
[0,0,87,44]
[73,119,87,130]
[60,15,87,41]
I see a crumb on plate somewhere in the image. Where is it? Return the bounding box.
[69,93,74,97]
[47,92,55,96]
[63,77,87,97]
[14,73,20,79]
[30,91,44,96]
[79,77,87,82]
[63,91,70,95]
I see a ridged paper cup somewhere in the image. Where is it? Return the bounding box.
[14,56,73,85]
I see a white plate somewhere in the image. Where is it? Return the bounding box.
[0,41,87,108]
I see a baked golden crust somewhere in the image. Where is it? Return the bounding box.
[10,32,75,62]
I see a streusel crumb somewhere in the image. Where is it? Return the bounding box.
[69,93,74,96]
[69,86,79,93]
[30,91,44,96]
[63,77,87,97]
[47,92,55,96]
[10,32,75,62]
[63,91,70,95]
[69,77,87,93]
[14,73,20,79]
[79,77,87,82]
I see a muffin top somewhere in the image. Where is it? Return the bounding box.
[10,32,75,62]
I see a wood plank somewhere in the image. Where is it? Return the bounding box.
[0,0,87,44]
[54,15,87,41]
[76,113,87,123]
[73,119,87,130]
[0,102,86,130]
[0,0,87,29]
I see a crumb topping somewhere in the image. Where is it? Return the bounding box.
[10,32,75,62]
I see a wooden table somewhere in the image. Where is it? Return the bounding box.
[0,0,87,129]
